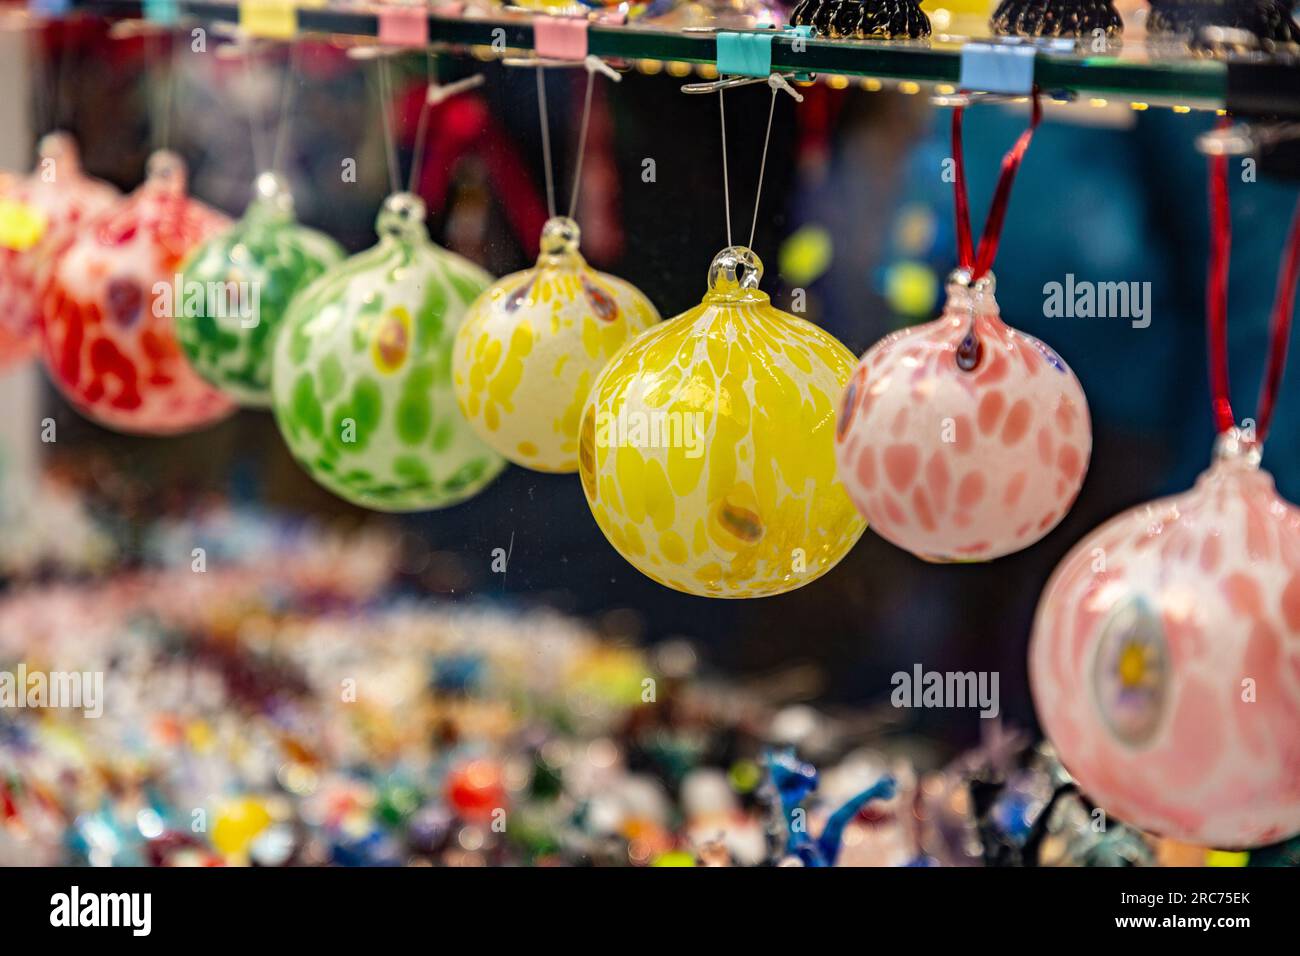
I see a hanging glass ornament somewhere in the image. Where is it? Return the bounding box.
[836,93,1091,562]
[41,150,236,434]
[1032,432,1300,848]
[453,216,660,473]
[836,272,1090,562]
[579,246,866,598]
[175,172,344,406]
[1030,154,1300,850]
[271,192,505,511]
[0,133,119,369]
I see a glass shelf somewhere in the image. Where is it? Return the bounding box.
[76,0,1230,110]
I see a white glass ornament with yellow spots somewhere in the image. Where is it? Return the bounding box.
[579,247,867,598]
[453,217,660,472]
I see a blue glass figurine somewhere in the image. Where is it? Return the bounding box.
[767,750,896,867]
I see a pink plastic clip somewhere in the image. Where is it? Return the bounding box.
[595,10,626,24]
[433,1,463,14]
[378,5,429,47]
[533,16,588,61]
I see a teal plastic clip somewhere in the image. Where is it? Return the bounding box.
[716,26,814,82]
[143,0,180,25]
[716,32,774,79]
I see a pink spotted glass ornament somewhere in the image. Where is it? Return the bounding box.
[1030,428,1300,848]
[41,151,235,434]
[1030,153,1300,850]
[0,133,119,369]
[835,271,1091,561]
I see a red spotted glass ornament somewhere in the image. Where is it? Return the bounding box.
[835,92,1091,562]
[1032,430,1300,848]
[0,133,119,369]
[41,151,235,434]
[1030,155,1300,849]
[836,271,1090,561]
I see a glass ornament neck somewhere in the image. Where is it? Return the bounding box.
[704,246,768,305]
[37,131,81,177]
[535,216,586,269]
[1211,425,1263,471]
[946,269,1001,372]
[246,171,296,223]
[945,268,999,315]
[375,191,429,245]
[143,149,187,197]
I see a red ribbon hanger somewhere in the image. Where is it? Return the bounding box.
[951,90,1044,282]
[1206,125,1300,444]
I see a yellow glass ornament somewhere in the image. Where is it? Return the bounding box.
[579,246,866,598]
[453,217,660,472]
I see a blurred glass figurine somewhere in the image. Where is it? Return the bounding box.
[766,749,896,866]
[990,0,1123,38]
[790,0,931,37]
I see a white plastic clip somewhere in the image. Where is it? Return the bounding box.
[503,51,621,79]
[585,55,622,83]
[425,73,486,106]
[1196,121,1300,157]
[768,73,803,103]
[683,72,802,98]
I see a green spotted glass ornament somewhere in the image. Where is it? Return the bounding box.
[176,172,345,406]
[272,192,505,511]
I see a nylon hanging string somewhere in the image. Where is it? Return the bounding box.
[148,29,179,152]
[1206,132,1300,444]
[536,67,557,219]
[532,65,600,223]
[749,86,778,251]
[717,85,780,251]
[242,49,270,175]
[377,56,401,197]
[950,90,1042,280]
[270,39,301,176]
[408,51,435,195]
[719,89,732,248]
[568,68,596,221]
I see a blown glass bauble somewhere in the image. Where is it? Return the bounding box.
[579,246,866,598]
[1030,430,1300,849]
[0,133,119,369]
[41,150,235,434]
[835,273,1091,561]
[176,171,344,406]
[271,192,505,511]
[453,216,660,472]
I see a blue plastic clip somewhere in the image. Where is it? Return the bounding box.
[959,42,1037,96]
[28,0,72,17]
